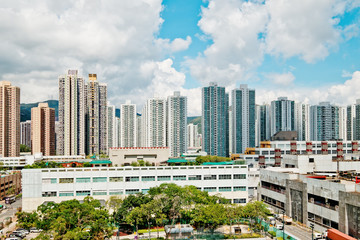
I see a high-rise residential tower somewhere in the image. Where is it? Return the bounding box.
[31,103,56,156]
[0,81,20,157]
[20,120,32,149]
[346,99,360,141]
[187,123,201,148]
[58,70,87,156]
[295,103,310,141]
[202,82,229,157]
[142,97,167,147]
[257,104,271,142]
[120,100,137,147]
[231,84,255,153]
[107,104,118,148]
[310,102,340,141]
[167,91,187,157]
[87,74,108,155]
[270,97,295,136]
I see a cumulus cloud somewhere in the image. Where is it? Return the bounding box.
[187,0,268,86]
[266,72,295,86]
[186,0,358,88]
[0,0,193,112]
[257,71,360,106]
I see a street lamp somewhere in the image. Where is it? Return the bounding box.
[282,210,285,240]
[310,222,314,240]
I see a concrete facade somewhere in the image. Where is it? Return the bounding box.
[22,165,249,212]
[31,103,56,156]
[258,167,360,238]
[0,171,21,199]
[0,81,20,157]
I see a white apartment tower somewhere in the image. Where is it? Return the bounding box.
[20,120,32,148]
[187,123,201,148]
[167,91,187,157]
[58,70,87,156]
[120,100,137,147]
[107,104,118,148]
[142,97,167,147]
[295,103,310,141]
[87,74,108,155]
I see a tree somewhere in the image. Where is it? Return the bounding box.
[16,211,39,229]
[20,144,31,152]
[190,204,226,232]
[19,197,113,239]
[106,196,123,213]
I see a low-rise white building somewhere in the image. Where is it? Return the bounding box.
[22,164,249,212]
[109,147,170,166]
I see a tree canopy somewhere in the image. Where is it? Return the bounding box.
[24,161,63,169]
[17,197,113,239]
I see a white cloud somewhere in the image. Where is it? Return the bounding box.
[257,71,360,106]
[266,72,295,86]
[0,0,193,114]
[186,0,358,88]
[187,0,268,86]
[265,0,341,63]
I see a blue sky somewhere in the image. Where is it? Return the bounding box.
[157,0,360,107]
[1,0,360,115]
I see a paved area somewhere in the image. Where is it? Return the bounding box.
[275,220,320,240]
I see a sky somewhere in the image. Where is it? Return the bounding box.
[1,0,360,116]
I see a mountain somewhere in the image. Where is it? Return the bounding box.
[21,100,59,122]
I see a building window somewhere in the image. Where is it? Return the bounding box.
[142,189,149,194]
[173,175,186,181]
[219,187,232,192]
[233,174,246,179]
[93,177,107,183]
[233,198,246,203]
[59,192,74,197]
[42,192,57,197]
[309,158,314,163]
[188,175,201,181]
[125,189,140,195]
[76,178,91,183]
[59,178,74,184]
[125,177,139,182]
[233,186,246,191]
[204,175,217,180]
[76,191,91,196]
[93,191,107,196]
[42,178,57,184]
[109,190,123,195]
[219,174,232,180]
[142,176,155,182]
[203,187,216,192]
[109,177,123,182]
[158,176,171,181]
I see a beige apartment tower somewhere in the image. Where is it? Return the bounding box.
[31,103,56,156]
[0,81,20,157]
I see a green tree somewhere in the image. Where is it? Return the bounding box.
[190,204,227,232]
[20,197,113,239]
[20,144,31,152]
[16,211,39,229]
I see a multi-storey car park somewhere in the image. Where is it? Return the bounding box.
[258,153,360,239]
[22,164,249,212]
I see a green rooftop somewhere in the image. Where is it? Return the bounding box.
[202,161,234,165]
[90,160,112,164]
[167,158,189,163]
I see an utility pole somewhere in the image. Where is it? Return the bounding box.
[310,222,314,240]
